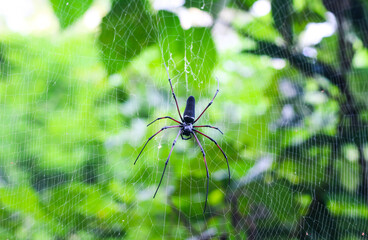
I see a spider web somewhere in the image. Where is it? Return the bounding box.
[0,0,368,239]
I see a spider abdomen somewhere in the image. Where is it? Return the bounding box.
[183,96,195,123]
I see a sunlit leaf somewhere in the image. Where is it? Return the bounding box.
[157,11,217,94]
[99,0,155,74]
[49,0,93,29]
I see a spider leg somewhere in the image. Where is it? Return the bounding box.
[193,125,223,135]
[193,77,219,124]
[153,130,182,198]
[163,62,184,122]
[192,132,209,214]
[134,125,181,165]
[194,129,230,184]
[147,116,182,127]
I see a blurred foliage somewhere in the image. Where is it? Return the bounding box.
[271,0,293,44]
[0,0,368,239]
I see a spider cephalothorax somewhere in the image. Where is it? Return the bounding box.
[135,62,230,213]
[181,122,193,139]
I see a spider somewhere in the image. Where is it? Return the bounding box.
[134,62,230,213]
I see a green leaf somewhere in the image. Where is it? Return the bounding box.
[271,0,294,45]
[99,0,155,74]
[157,11,217,94]
[49,0,93,29]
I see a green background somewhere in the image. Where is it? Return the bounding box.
[0,0,368,239]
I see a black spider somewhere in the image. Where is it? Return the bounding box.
[135,62,230,213]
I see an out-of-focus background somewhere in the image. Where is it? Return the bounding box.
[0,0,368,239]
